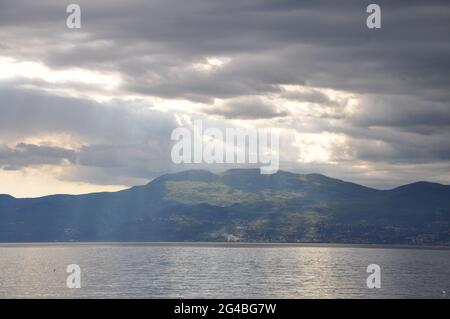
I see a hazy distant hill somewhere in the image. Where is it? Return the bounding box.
[1,169,450,244]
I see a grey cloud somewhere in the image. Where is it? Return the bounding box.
[68,143,175,185]
[345,134,450,164]
[0,87,177,144]
[0,87,179,185]
[0,0,450,189]
[350,95,450,133]
[0,141,172,185]
[0,143,76,170]
[204,97,289,119]
[1,0,449,102]
[285,93,450,167]
[282,90,340,107]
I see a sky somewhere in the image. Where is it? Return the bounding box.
[0,0,449,197]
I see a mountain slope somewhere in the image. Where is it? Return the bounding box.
[1,169,449,244]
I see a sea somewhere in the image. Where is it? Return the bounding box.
[0,243,449,299]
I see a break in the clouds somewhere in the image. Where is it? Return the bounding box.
[0,0,449,196]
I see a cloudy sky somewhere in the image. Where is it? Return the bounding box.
[0,0,449,197]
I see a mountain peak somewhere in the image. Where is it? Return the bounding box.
[220,168,297,177]
[393,181,447,192]
[0,194,15,200]
[153,170,219,184]
[221,168,261,176]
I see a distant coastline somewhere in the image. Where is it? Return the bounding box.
[1,241,450,251]
[2,169,450,245]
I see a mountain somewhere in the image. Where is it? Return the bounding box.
[1,169,450,244]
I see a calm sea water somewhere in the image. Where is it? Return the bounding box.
[0,244,449,299]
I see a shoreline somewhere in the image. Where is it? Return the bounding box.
[1,241,450,251]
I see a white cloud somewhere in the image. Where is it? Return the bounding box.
[0,56,121,91]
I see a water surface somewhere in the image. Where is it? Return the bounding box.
[0,244,449,298]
